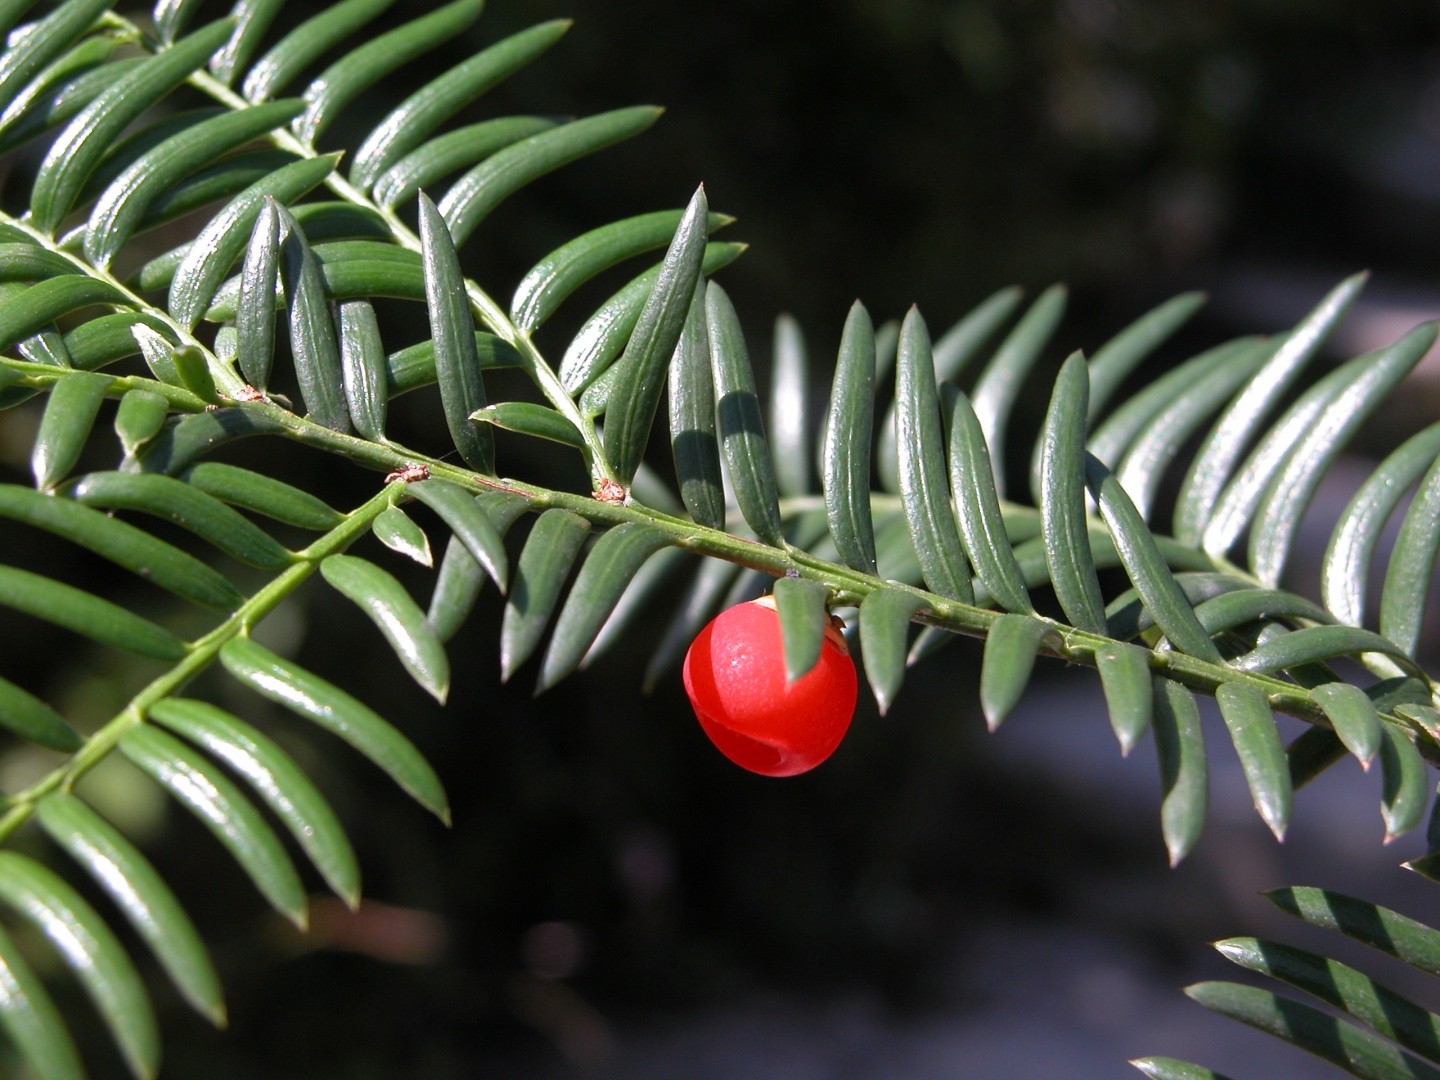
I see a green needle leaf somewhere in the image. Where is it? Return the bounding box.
[418,191,492,473]
[1215,683,1291,841]
[59,312,171,372]
[320,553,450,703]
[31,19,236,233]
[858,588,929,714]
[114,388,168,458]
[1214,936,1440,1067]
[948,387,1032,614]
[515,206,727,333]
[1323,421,1440,628]
[353,19,571,189]
[276,206,348,432]
[1095,643,1152,755]
[32,369,109,490]
[371,505,432,566]
[969,283,1066,498]
[1309,682,1382,768]
[1174,272,1366,545]
[0,277,129,350]
[538,523,670,693]
[1039,352,1106,633]
[603,185,709,487]
[337,298,388,440]
[896,307,973,602]
[1185,980,1440,1080]
[0,242,84,282]
[559,241,746,394]
[0,34,120,151]
[823,301,878,575]
[425,491,529,643]
[1235,628,1417,682]
[0,852,159,1079]
[151,698,361,908]
[168,153,339,330]
[155,0,203,41]
[242,0,394,103]
[1153,676,1207,866]
[70,470,293,569]
[1104,573,1248,640]
[35,794,224,1026]
[667,280,724,528]
[0,675,80,750]
[295,0,482,145]
[472,402,585,448]
[84,98,304,268]
[0,922,85,1080]
[769,314,810,498]
[183,462,343,529]
[501,509,591,680]
[773,576,831,684]
[236,198,280,391]
[1086,455,1221,663]
[980,614,1055,731]
[1379,724,1428,841]
[1089,336,1269,477]
[0,483,241,609]
[1247,323,1436,582]
[128,150,298,240]
[405,478,509,592]
[204,250,427,320]
[120,724,308,928]
[1381,436,1440,658]
[1086,291,1206,421]
[1130,1057,1234,1080]
[582,547,685,670]
[427,535,484,645]
[0,0,113,121]
[439,105,663,248]
[1114,338,1276,521]
[1266,886,1440,976]
[372,115,557,210]
[0,564,186,659]
[219,637,448,821]
[706,282,785,546]
[1192,588,1333,637]
[878,287,1021,494]
[209,0,285,86]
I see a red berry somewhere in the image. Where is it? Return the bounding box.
[682,596,857,776]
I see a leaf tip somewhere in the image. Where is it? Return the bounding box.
[981,711,1003,734]
[499,648,519,684]
[1210,937,1242,960]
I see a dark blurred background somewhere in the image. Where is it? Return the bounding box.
[6,0,1440,1076]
